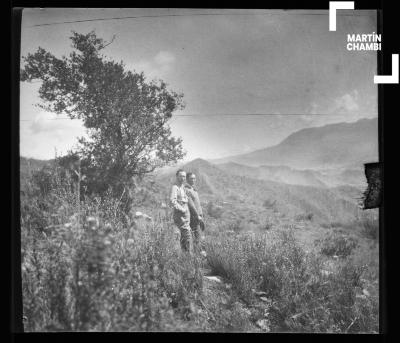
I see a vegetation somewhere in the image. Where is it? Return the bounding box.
[206,201,223,219]
[295,212,314,221]
[20,31,185,198]
[317,232,359,258]
[21,161,379,332]
[205,230,378,332]
[21,167,206,331]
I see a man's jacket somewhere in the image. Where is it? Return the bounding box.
[184,184,203,220]
[170,184,189,213]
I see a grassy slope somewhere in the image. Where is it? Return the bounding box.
[20,156,379,332]
[158,159,365,224]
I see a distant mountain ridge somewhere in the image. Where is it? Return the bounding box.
[158,158,363,222]
[217,162,328,188]
[212,118,378,170]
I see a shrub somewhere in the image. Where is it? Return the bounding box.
[320,222,343,229]
[263,199,276,209]
[228,219,246,233]
[206,201,223,219]
[317,232,358,258]
[263,220,273,231]
[295,213,314,221]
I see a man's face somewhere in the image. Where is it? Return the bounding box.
[176,171,186,185]
[188,174,196,186]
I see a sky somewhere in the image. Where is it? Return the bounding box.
[19,8,378,161]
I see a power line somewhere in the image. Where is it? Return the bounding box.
[29,12,371,28]
[171,113,351,116]
[19,113,374,122]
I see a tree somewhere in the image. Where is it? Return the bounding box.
[21,31,185,196]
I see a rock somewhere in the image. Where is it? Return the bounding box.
[204,276,222,283]
[134,211,143,218]
[134,211,152,221]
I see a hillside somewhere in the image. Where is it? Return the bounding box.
[217,162,328,188]
[217,162,367,189]
[21,155,378,333]
[20,155,365,224]
[212,118,378,170]
[20,156,53,187]
[158,158,364,224]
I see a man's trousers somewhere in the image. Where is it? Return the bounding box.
[173,207,192,252]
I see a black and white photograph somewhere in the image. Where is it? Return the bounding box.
[18,7,381,332]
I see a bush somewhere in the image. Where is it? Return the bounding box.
[317,232,358,258]
[263,220,273,231]
[295,213,314,221]
[227,219,246,233]
[206,201,223,219]
[263,199,276,210]
[320,222,343,229]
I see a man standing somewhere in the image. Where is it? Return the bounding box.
[185,172,205,253]
[170,169,192,252]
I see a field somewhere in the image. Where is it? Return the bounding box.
[20,157,379,332]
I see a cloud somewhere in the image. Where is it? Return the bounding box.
[154,51,175,65]
[29,111,84,135]
[20,111,86,159]
[303,89,374,127]
[308,90,360,117]
[127,50,176,81]
[333,91,359,113]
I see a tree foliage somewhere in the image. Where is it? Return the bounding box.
[21,31,185,196]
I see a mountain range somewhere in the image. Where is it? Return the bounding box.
[20,118,376,222]
[211,118,378,170]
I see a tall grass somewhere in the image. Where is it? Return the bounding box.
[21,165,209,331]
[20,163,378,333]
[204,229,378,333]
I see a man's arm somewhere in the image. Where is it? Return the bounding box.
[170,186,185,212]
[187,196,199,218]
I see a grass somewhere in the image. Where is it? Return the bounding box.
[20,162,379,333]
[295,213,314,221]
[319,210,379,241]
[316,231,359,258]
[204,229,378,333]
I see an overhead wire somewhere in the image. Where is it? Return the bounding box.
[28,11,373,28]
